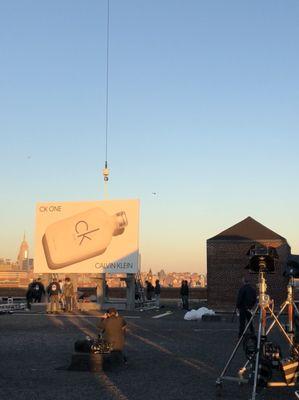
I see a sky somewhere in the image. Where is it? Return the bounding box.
[1,0,299,273]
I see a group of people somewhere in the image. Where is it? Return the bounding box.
[47,277,75,313]
[26,275,256,338]
[101,278,257,368]
[145,279,161,307]
[142,279,190,310]
[26,277,75,313]
[24,274,256,371]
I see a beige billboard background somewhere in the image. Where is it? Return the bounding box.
[35,200,139,274]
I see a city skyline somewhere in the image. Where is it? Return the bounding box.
[1,1,299,273]
[0,239,204,275]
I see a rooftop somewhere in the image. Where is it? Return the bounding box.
[208,216,287,242]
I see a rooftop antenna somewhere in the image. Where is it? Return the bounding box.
[102,0,110,199]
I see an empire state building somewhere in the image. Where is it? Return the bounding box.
[17,233,29,270]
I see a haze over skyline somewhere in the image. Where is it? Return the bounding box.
[1,1,299,273]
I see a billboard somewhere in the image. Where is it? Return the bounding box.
[35,200,139,274]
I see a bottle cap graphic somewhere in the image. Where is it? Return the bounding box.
[113,211,128,236]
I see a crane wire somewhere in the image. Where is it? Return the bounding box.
[104,0,110,169]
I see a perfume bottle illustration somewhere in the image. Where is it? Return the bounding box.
[42,208,128,270]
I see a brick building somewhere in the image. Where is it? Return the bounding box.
[207,217,290,310]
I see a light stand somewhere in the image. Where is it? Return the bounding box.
[216,256,299,400]
[266,276,299,346]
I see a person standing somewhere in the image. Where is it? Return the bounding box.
[31,279,40,303]
[134,280,141,305]
[36,278,45,303]
[47,279,61,313]
[145,281,150,300]
[63,277,74,312]
[180,280,189,310]
[105,280,109,301]
[58,279,65,310]
[145,281,154,300]
[154,279,161,308]
[26,280,34,310]
[236,277,257,338]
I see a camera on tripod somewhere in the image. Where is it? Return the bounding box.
[246,244,278,273]
[217,243,299,398]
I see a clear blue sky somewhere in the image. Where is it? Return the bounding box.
[1,0,299,273]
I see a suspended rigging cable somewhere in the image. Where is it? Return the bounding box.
[102,0,110,194]
[104,0,110,169]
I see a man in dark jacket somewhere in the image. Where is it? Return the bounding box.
[47,279,61,313]
[180,280,189,310]
[30,279,40,303]
[154,279,161,308]
[236,277,257,338]
[36,278,45,303]
[145,281,154,300]
[26,280,34,310]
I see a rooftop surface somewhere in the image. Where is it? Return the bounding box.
[0,307,295,400]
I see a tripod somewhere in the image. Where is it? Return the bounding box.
[236,276,299,385]
[266,276,299,346]
[216,259,299,400]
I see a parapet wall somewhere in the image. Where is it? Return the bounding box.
[0,286,207,300]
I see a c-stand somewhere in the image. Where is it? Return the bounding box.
[266,276,299,346]
[216,256,299,400]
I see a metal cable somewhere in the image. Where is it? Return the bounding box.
[105,0,110,168]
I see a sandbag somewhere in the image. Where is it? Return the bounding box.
[68,352,103,372]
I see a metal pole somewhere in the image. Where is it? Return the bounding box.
[217,304,259,380]
[251,269,267,400]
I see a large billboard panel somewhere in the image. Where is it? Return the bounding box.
[35,200,139,274]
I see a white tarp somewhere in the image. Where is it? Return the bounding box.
[35,199,139,274]
[184,307,215,320]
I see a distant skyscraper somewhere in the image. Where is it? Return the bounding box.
[17,233,29,270]
[146,268,153,283]
[158,269,166,285]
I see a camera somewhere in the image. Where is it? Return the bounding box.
[284,259,299,278]
[246,244,278,273]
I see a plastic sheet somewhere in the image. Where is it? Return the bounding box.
[184,307,215,320]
